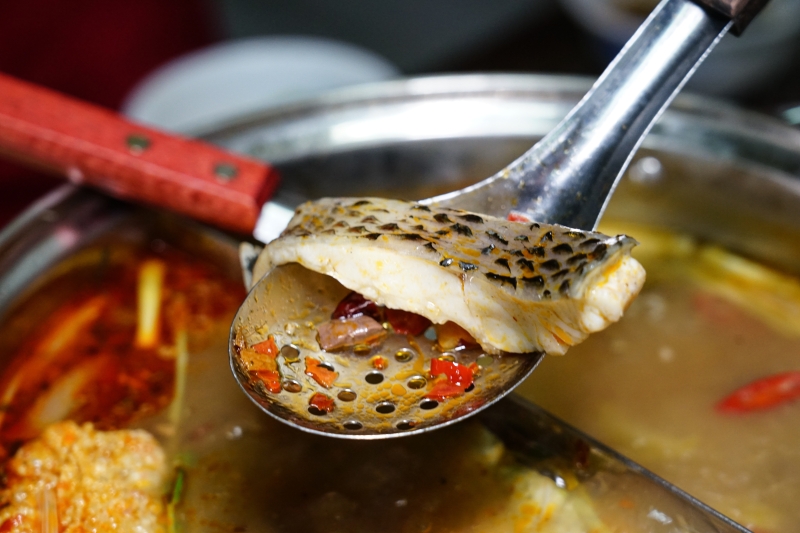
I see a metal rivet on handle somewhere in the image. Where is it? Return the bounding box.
[126,134,151,154]
[214,162,239,181]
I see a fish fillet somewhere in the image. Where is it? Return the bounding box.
[253,198,645,355]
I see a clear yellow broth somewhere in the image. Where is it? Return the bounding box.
[517,221,800,532]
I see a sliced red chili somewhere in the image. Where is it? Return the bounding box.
[426,381,466,401]
[305,356,338,388]
[507,212,532,223]
[426,358,474,400]
[385,308,431,336]
[251,369,281,394]
[430,358,474,387]
[243,336,281,392]
[716,371,800,414]
[309,392,335,413]
[252,336,279,357]
[332,291,382,321]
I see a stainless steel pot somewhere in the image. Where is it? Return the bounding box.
[201,74,800,275]
[3,74,800,531]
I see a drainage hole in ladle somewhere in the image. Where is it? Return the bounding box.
[343,421,363,430]
[282,380,302,393]
[407,375,426,389]
[376,402,395,414]
[396,420,417,431]
[365,371,384,384]
[337,389,357,402]
[419,399,439,410]
[394,348,415,362]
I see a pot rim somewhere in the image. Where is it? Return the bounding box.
[195,73,800,178]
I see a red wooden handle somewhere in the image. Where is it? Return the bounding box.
[0,73,280,234]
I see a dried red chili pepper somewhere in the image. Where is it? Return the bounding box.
[252,336,279,357]
[247,335,281,393]
[426,381,466,401]
[332,291,382,321]
[251,369,281,394]
[385,308,431,336]
[309,392,335,413]
[305,356,338,388]
[716,371,800,414]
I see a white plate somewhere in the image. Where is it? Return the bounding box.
[122,36,399,133]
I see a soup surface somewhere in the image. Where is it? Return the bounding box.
[0,221,781,532]
[0,236,662,533]
[519,221,800,532]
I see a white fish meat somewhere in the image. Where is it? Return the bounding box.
[252,198,645,355]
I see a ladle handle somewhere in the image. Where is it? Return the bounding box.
[0,73,280,234]
[431,0,769,230]
[509,0,733,229]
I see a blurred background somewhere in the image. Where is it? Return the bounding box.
[2,0,800,226]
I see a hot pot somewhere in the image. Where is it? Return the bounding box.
[2,74,799,531]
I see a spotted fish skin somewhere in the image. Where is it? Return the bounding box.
[253,198,645,355]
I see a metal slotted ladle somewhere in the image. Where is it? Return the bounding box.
[230,0,766,439]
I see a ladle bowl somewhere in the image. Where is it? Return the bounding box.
[227,0,760,438]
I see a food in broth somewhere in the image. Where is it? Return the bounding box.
[0,421,167,532]
[0,243,245,532]
[1,221,791,531]
[0,238,640,532]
